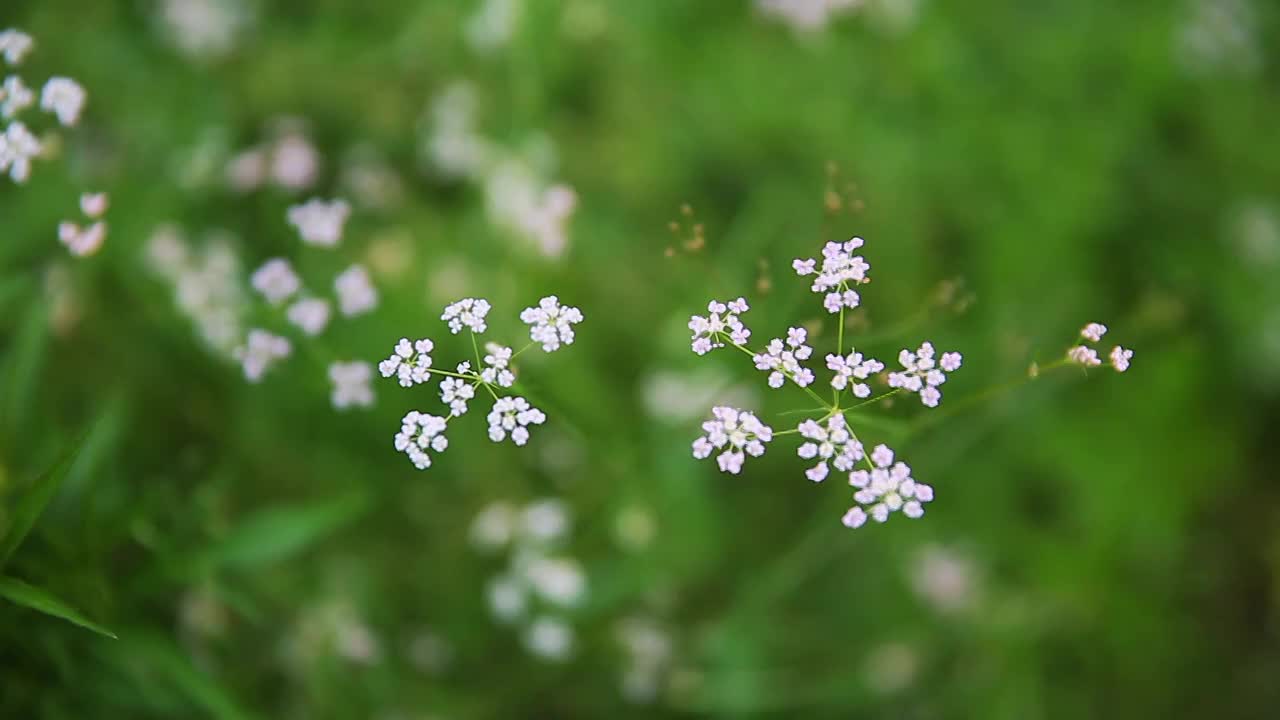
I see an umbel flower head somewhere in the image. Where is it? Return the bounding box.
[687,235,960,529]
[1067,321,1134,373]
[379,296,583,469]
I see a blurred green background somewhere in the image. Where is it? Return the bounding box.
[2,0,1279,717]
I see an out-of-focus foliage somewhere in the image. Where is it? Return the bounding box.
[2,0,1278,717]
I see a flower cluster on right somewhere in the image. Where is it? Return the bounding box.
[688,237,960,529]
[1067,322,1133,372]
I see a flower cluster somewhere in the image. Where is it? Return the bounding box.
[1067,322,1134,373]
[234,329,291,383]
[691,406,774,474]
[688,236,962,529]
[470,499,586,662]
[688,298,750,355]
[520,295,584,352]
[844,445,934,528]
[793,237,870,313]
[1,29,87,184]
[422,81,579,258]
[287,197,351,247]
[394,411,449,470]
[887,342,963,408]
[753,327,815,388]
[57,192,109,257]
[145,225,247,353]
[379,296,584,469]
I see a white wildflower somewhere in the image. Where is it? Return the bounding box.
[440,362,476,416]
[1109,346,1133,372]
[39,77,86,127]
[524,556,586,608]
[757,0,862,33]
[797,414,865,482]
[270,131,320,190]
[826,349,884,397]
[481,343,516,387]
[287,197,351,247]
[470,501,518,550]
[691,406,773,474]
[393,410,449,470]
[1,75,33,117]
[888,342,961,407]
[753,327,815,388]
[0,30,34,66]
[158,0,248,60]
[520,295,584,352]
[1080,322,1107,342]
[57,221,106,257]
[442,297,491,334]
[523,616,573,662]
[249,258,300,305]
[793,237,870,313]
[688,298,751,355]
[912,545,978,615]
[286,297,330,336]
[233,328,291,382]
[845,443,933,527]
[486,396,546,445]
[378,337,434,387]
[1067,345,1101,367]
[328,361,374,409]
[487,574,527,622]
[80,192,109,218]
[521,499,570,543]
[333,264,378,317]
[0,121,41,183]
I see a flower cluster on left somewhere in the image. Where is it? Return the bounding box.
[380,295,583,469]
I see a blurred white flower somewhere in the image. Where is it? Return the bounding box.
[271,131,320,190]
[288,198,351,247]
[424,81,493,180]
[1109,346,1133,373]
[466,0,524,53]
[1080,322,1107,342]
[911,544,978,614]
[286,297,330,336]
[328,361,374,409]
[250,258,301,305]
[520,295,584,352]
[0,29,34,66]
[485,162,577,258]
[487,574,527,623]
[80,192,109,218]
[1178,0,1260,76]
[1067,345,1101,367]
[158,0,249,60]
[471,501,519,550]
[234,328,291,382]
[523,616,574,662]
[57,221,106,257]
[1,75,33,117]
[0,120,41,183]
[616,616,673,704]
[39,77,86,127]
[521,499,570,544]
[333,264,378,317]
[757,0,863,32]
[524,555,586,608]
[692,406,773,474]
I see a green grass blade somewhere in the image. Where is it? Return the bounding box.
[0,441,83,569]
[0,575,117,639]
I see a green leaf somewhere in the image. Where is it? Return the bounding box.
[98,632,252,720]
[0,441,83,570]
[0,575,117,639]
[185,491,371,576]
